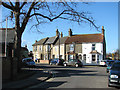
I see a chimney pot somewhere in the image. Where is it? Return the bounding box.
[102,26,105,35]
[61,32,63,37]
[35,40,37,43]
[56,29,59,37]
[25,45,27,48]
[68,28,72,37]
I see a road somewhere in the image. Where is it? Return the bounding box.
[27,64,117,89]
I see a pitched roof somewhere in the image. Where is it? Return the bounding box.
[55,36,68,45]
[0,28,15,43]
[45,36,58,44]
[65,33,103,44]
[32,37,49,46]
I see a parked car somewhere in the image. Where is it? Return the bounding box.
[49,58,64,65]
[63,59,83,67]
[106,60,115,73]
[108,60,120,87]
[99,60,107,66]
[22,58,36,67]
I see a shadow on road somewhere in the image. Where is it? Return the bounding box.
[38,81,67,89]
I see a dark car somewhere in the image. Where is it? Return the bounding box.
[22,58,36,67]
[50,58,64,65]
[108,60,120,87]
[63,59,83,67]
[106,60,115,73]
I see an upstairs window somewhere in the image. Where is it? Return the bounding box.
[48,45,51,52]
[46,45,48,52]
[39,45,42,51]
[34,46,37,51]
[92,44,96,51]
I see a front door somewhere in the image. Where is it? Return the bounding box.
[92,55,96,62]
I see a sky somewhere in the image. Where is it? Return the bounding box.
[1,2,118,53]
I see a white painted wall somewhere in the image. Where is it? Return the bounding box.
[82,42,103,64]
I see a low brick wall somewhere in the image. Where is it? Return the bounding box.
[39,60,49,64]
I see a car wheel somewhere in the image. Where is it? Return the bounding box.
[64,63,67,67]
[75,64,79,67]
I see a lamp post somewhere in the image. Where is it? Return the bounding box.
[58,31,60,60]
[5,17,8,57]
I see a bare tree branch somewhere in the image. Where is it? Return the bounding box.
[8,0,14,8]
[1,2,14,10]
[20,2,27,10]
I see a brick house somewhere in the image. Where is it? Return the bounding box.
[32,26,106,65]
[65,26,106,65]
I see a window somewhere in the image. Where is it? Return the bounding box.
[97,55,99,60]
[70,44,74,52]
[39,45,42,51]
[55,46,57,52]
[92,44,96,51]
[52,55,55,59]
[46,45,48,52]
[83,54,86,61]
[79,55,82,60]
[92,55,96,61]
[97,55,99,63]
[48,45,51,52]
[34,46,37,51]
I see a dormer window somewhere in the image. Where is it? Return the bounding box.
[92,44,96,51]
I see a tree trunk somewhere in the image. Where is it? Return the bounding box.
[14,30,22,72]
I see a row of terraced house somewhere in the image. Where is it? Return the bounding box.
[32,26,106,65]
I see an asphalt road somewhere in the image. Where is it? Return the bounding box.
[27,64,118,89]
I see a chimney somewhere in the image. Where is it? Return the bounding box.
[35,40,37,43]
[102,26,105,35]
[68,28,72,37]
[61,32,63,37]
[56,29,59,37]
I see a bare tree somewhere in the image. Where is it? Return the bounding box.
[1,0,98,72]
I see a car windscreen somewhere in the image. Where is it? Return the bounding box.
[111,63,120,70]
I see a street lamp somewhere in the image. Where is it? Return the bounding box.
[58,31,60,60]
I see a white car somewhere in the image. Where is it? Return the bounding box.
[99,60,107,66]
[22,58,36,67]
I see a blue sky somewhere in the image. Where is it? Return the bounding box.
[1,2,118,53]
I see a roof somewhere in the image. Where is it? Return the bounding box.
[65,34,103,44]
[32,37,49,46]
[55,36,68,45]
[90,50,101,54]
[45,36,58,44]
[21,47,28,51]
[0,28,15,43]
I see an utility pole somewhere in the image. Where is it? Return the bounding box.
[5,17,8,57]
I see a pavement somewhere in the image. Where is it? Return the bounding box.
[2,68,53,89]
